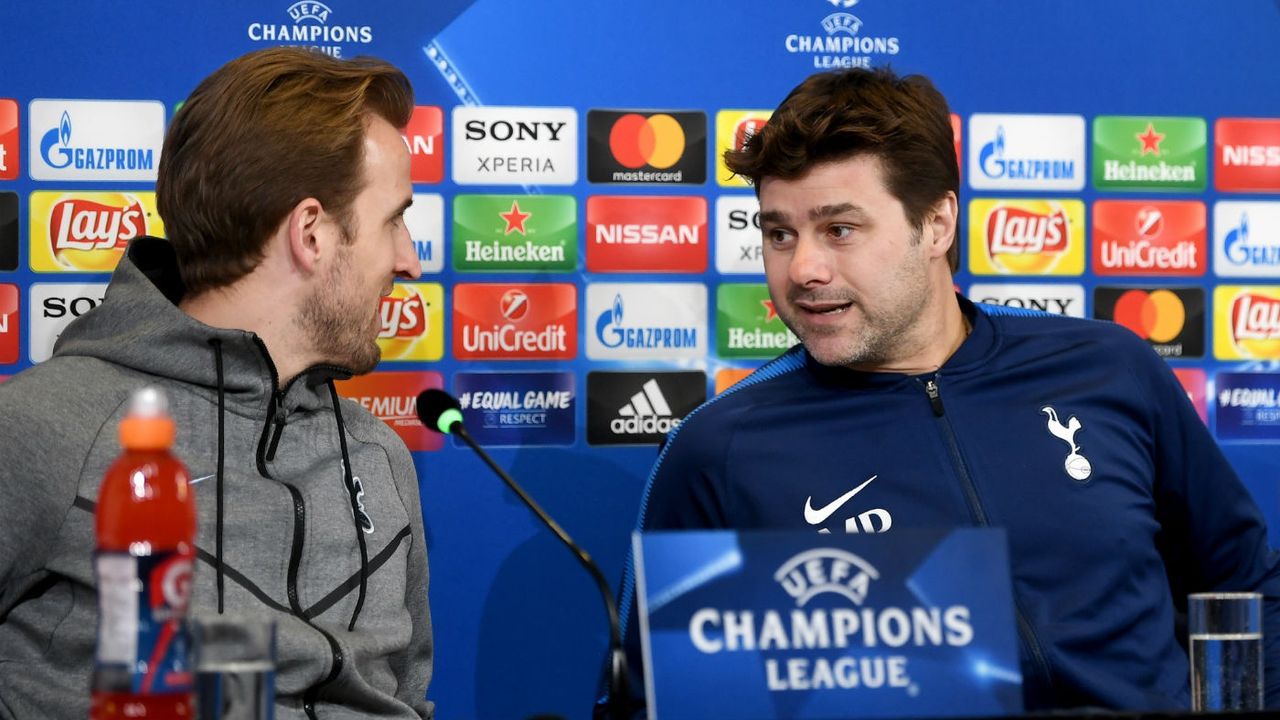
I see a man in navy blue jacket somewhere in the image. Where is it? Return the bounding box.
[599,67,1280,715]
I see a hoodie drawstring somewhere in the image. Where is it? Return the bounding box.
[207,338,227,614]
[327,381,368,631]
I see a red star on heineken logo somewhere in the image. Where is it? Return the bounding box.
[762,299,778,322]
[500,200,531,235]
[1136,123,1165,156]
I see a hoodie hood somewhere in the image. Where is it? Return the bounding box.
[54,236,343,413]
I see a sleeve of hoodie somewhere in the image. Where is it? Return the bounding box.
[385,439,434,719]
[1139,343,1280,707]
[0,371,103,611]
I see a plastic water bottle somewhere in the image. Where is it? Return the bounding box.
[91,387,197,718]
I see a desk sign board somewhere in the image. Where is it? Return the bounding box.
[635,528,1024,719]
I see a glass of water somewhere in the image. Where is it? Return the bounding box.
[192,615,276,720]
[1189,592,1263,712]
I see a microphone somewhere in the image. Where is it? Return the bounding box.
[416,389,632,720]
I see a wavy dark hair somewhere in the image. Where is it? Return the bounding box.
[724,67,959,270]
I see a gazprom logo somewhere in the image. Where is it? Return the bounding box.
[596,294,626,348]
[979,125,1074,181]
[29,100,164,182]
[774,548,880,607]
[39,112,73,169]
[38,111,154,172]
[1224,213,1280,267]
[968,114,1085,191]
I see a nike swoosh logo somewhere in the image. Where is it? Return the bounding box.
[189,474,215,485]
[803,475,878,526]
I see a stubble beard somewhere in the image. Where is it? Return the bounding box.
[297,246,383,375]
[782,242,932,369]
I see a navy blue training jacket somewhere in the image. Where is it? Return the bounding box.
[600,296,1280,714]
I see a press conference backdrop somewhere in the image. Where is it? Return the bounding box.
[2,1,1279,717]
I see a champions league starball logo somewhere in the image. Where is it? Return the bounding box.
[684,547,974,693]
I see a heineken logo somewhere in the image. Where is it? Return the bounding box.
[717,283,799,358]
[1093,116,1206,192]
[452,194,577,272]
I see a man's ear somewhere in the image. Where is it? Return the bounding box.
[925,191,958,260]
[283,197,327,274]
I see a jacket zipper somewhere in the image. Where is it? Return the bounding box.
[247,336,350,717]
[920,375,1056,696]
[284,483,344,719]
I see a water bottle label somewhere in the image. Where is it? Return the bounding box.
[94,549,195,694]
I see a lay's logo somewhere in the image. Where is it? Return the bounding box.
[29,191,163,273]
[376,283,444,361]
[968,199,1084,275]
[1215,286,1280,360]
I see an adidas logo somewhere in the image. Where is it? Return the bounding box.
[611,378,682,435]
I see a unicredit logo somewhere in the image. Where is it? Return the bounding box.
[500,289,529,321]
[453,283,577,360]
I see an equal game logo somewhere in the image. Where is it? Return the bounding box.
[587,110,706,184]
[967,114,1085,191]
[1215,372,1280,442]
[404,193,444,274]
[0,192,16,271]
[586,283,707,360]
[0,284,18,364]
[717,283,798,358]
[1092,116,1206,192]
[334,370,444,451]
[29,100,165,182]
[1094,286,1204,358]
[966,283,1085,317]
[716,196,764,274]
[376,283,444,362]
[1214,286,1280,360]
[454,371,576,447]
[0,99,18,180]
[585,196,707,273]
[453,195,576,272]
[1091,200,1205,276]
[451,107,577,186]
[403,106,444,184]
[1213,201,1280,278]
[453,283,577,360]
[967,199,1084,275]
[29,192,163,272]
[1173,368,1208,424]
[586,371,706,445]
[1215,118,1280,193]
[716,110,771,187]
[29,282,109,363]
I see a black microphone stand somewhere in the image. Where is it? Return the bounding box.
[450,421,632,720]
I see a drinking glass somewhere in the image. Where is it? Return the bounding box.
[1188,592,1263,712]
[192,615,276,720]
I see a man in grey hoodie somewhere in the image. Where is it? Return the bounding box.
[0,48,433,718]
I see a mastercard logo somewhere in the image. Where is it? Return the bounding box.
[1111,288,1186,342]
[608,113,686,169]
[1095,286,1204,357]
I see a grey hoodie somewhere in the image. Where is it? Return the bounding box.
[0,238,433,719]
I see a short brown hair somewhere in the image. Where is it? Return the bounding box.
[157,47,413,295]
[724,67,960,271]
